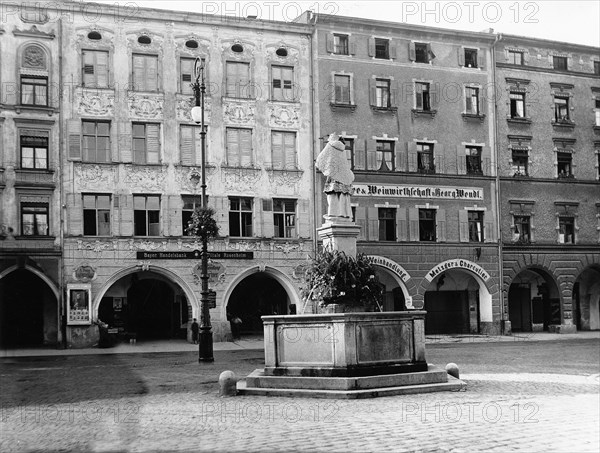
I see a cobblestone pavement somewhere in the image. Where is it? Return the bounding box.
[1,339,599,453]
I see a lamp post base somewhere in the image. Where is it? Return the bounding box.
[198,328,214,362]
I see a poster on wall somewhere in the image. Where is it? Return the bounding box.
[67,284,92,325]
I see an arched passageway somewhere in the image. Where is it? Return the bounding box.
[573,266,600,331]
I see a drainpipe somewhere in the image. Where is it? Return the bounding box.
[58,16,67,348]
[308,14,318,258]
[492,33,506,334]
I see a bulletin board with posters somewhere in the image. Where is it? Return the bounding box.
[67,283,92,325]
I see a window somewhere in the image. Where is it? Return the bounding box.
[334,74,351,104]
[182,196,196,235]
[419,209,436,242]
[180,57,195,95]
[273,199,296,238]
[595,99,600,126]
[512,149,528,176]
[415,82,431,111]
[464,48,478,68]
[374,38,389,59]
[417,143,434,173]
[226,128,252,167]
[375,79,390,108]
[21,203,49,236]
[595,61,600,75]
[82,50,109,87]
[82,121,110,162]
[558,217,575,244]
[229,197,253,237]
[468,211,483,242]
[83,194,111,236]
[132,123,160,164]
[508,50,523,65]
[466,146,482,175]
[465,87,480,115]
[415,43,431,63]
[554,96,570,122]
[343,137,354,169]
[271,131,296,170]
[553,56,568,71]
[333,34,349,55]
[376,141,394,171]
[510,92,525,118]
[226,61,250,98]
[20,134,48,169]
[513,215,530,242]
[378,208,396,241]
[557,152,573,178]
[21,76,48,106]
[133,195,160,236]
[272,65,294,101]
[180,125,205,166]
[132,54,158,91]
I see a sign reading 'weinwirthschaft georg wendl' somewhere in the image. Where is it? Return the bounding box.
[352,184,483,200]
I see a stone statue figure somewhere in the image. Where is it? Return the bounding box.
[315,133,354,220]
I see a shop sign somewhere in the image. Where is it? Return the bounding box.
[425,259,491,282]
[367,255,411,283]
[353,184,483,200]
[136,251,253,260]
[67,283,92,325]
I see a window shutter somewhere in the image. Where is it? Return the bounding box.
[119,121,132,163]
[367,207,378,241]
[349,37,356,55]
[298,199,310,238]
[368,38,375,57]
[408,208,419,241]
[284,132,296,169]
[67,193,83,236]
[482,146,492,176]
[396,207,407,241]
[271,131,283,169]
[132,55,145,91]
[240,129,252,166]
[169,195,183,236]
[504,48,509,61]
[479,88,487,117]
[226,62,236,97]
[456,145,466,175]
[389,44,397,59]
[407,141,417,172]
[433,143,443,174]
[120,195,134,236]
[457,47,465,66]
[226,128,240,166]
[459,210,469,242]
[354,141,366,170]
[523,51,530,63]
[146,124,160,164]
[146,56,158,91]
[395,141,406,172]
[367,146,377,171]
[436,209,446,242]
[484,210,496,243]
[180,125,193,165]
[427,43,436,61]
[369,78,377,107]
[261,198,274,238]
[326,34,334,53]
[82,51,95,87]
[96,51,108,87]
[478,51,486,70]
[390,81,398,108]
[430,83,439,110]
[68,120,82,160]
[408,42,416,61]
[214,196,229,237]
[355,206,366,240]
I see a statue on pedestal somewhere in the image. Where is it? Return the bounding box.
[315,133,354,221]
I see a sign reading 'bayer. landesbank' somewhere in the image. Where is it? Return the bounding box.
[352,184,483,200]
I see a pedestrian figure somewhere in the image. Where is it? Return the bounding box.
[227,311,242,340]
[191,318,199,344]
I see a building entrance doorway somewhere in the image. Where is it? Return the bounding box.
[98,271,190,340]
[226,272,290,336]
[573,266,600,331]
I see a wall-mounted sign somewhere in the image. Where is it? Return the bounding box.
[425,259,491,283]
[67,283,92,325]
[136,251,253,260]
[367,255,411,283]
[353,184,483,201]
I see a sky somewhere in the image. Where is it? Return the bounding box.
[89,0,600,47]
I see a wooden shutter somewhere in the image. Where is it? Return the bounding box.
[484,210,496,243]
[112,195,121,235]
[146,55,158,91]
[240,129,252,166]
[132,55,145,91]
[367,145,377,171]
[367,207,378,241]
[355,206,367,240]
[390,81,398,108]
[368,38,375,57]
[226,62,236,97]
[457,47,465,66]
[408,42,416,61]
[408,208,419,242]
[456,145,466,175]
[284,132,296,169]
[369,78,377,107]
[169,195,183,237]
[96,51,108,87]
[433,143,443,174]
[261,198,274,238]
[68,120,82,160]
[180,125,193,165]
[180,58,193,93]
[430,83,439,110]
[82,51,95,87]
[436,209,446,242]
[523,51,530,63]
[119,121,132,163]
[298,199,310,238]
[459,210,469,242]
[120,194,134,236]
[389,44,397,59]
[478,50,486,70]
[407,141,417,172]
[214,196,229,236]
[354,140,366,170]
[482,145,491,176]
[67,193,83,236]
[349,37,356,55]
[146,124,160,164]
[396,207,407,241]
[395,141,406,172]
[326,34,334,53]
[226,128,239,166]
[271,131,283,169]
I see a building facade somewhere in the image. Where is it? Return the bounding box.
[494,35,600,333]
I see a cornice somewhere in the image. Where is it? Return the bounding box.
[13,25,55,40]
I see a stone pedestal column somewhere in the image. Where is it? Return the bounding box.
[316,218,361,257]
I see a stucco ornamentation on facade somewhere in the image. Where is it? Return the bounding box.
[77,240,114,254]
[128,95,164,119]
[124,165,165,190]
[222,167,262,191]
[268,103,300,128]
[223,100,255,125]
[78,91,115,116]
[176,96,212,122]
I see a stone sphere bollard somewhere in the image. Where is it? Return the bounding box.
[219,370,238,397]
[445,363,460,379]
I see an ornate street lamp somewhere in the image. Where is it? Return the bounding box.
[190,57,213,362]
